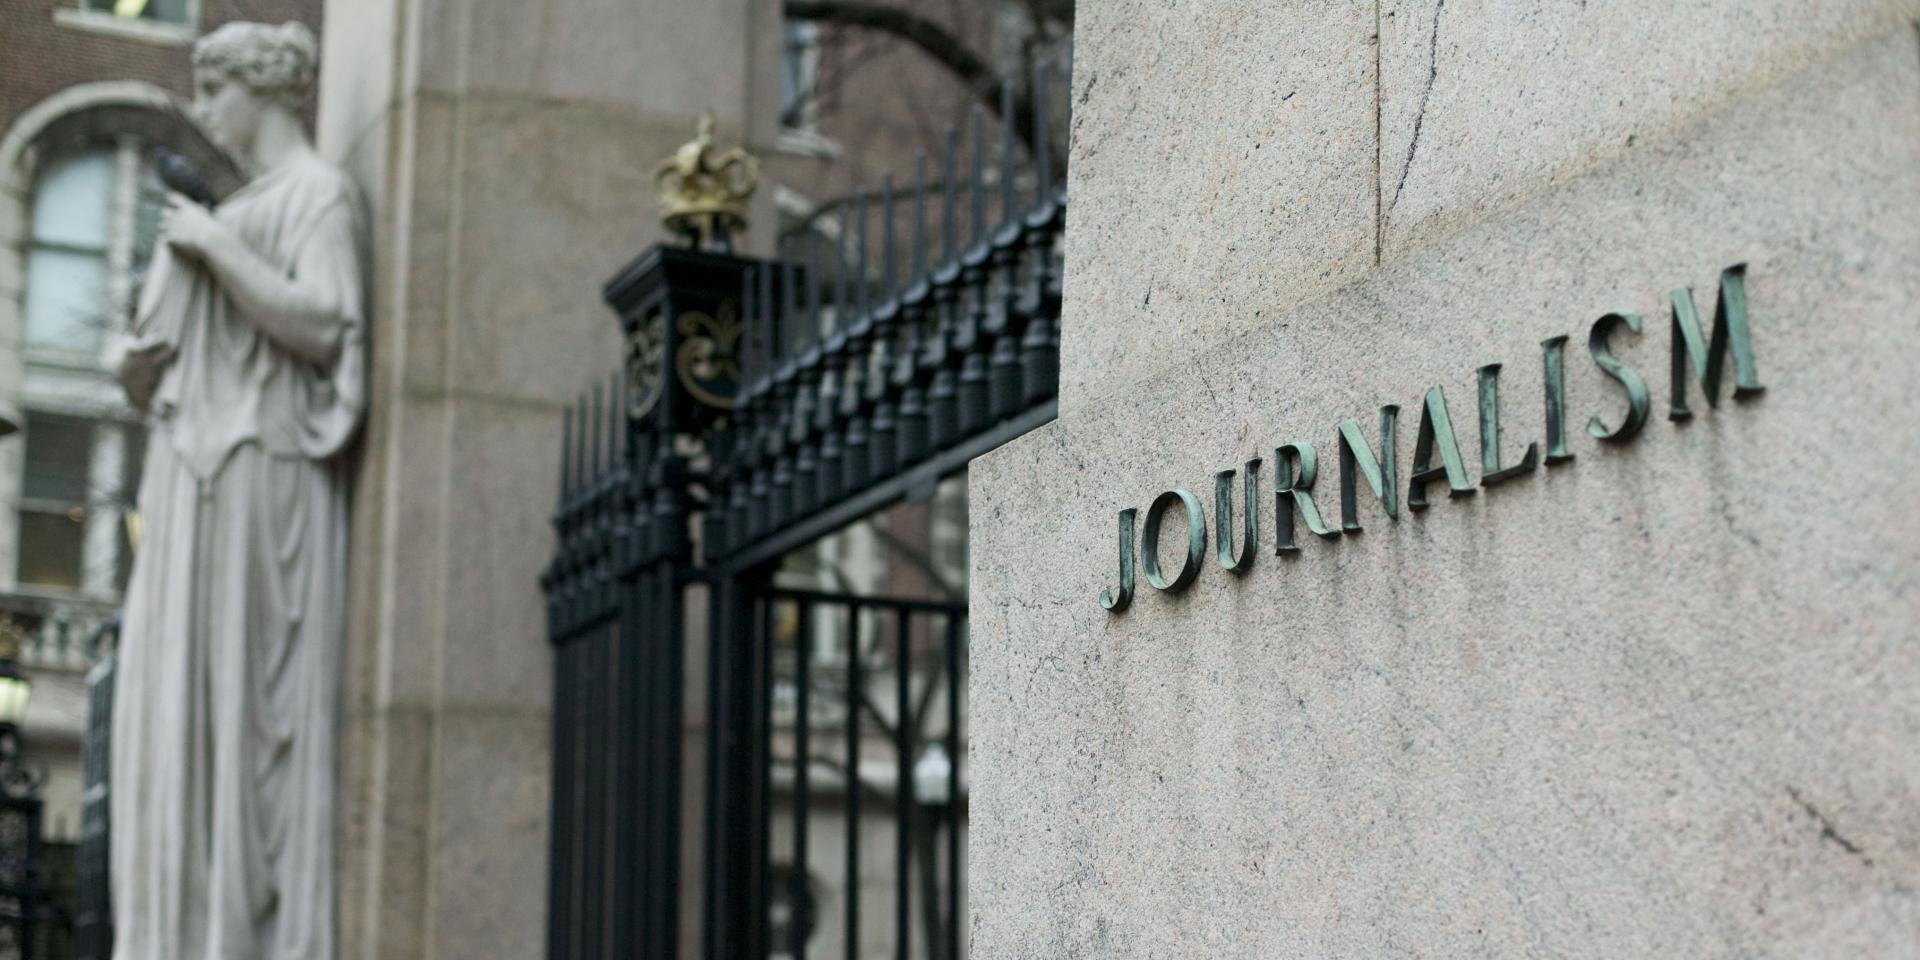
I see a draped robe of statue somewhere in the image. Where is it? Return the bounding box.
[111,153,365,960]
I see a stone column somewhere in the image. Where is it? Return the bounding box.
[970,3,1920,958]
[0,159,25,586]
[315,0,782,956]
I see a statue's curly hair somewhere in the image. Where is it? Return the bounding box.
[191,21,317,107]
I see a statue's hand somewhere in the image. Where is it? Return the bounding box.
[159,193,224,259]
[116,342,175,413]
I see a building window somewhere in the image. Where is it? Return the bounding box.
[24,150,114,356]
[24,143,168,357]
[17,415,94,591]
[81,0,190,24]
[779,20,821,132]
[13,139,157,598]
[53,0,197,43]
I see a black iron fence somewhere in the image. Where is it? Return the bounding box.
[72,626,114,960]
[0,791,41,960]
[750,589,967,960]
[545,61,1068,960]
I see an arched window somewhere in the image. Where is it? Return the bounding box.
[22,143,167,357]
[13,139,164,597]
[24,149,114,355]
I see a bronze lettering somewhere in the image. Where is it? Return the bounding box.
[1214,460,1260,573]
[1408,386,1474,509]
[1098,507,1136,611]
[1273,443,1339,552]
[1540,335,1575,464]
[1587,311,1650,443]
[1142,491,1206,591]
[1669,263,1763,421]
[1476,363,1539,486]
[1337,407,1400,533]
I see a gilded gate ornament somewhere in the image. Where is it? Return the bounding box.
[655,112,759,250]
[675,301,742,410]
[628,309,667,420]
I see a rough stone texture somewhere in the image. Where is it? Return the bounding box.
[317,0,756,955]
[1060,0,1920,415]
[1378,0,1917,260]
[1057,0,1379,415]
[970,25,1920,960]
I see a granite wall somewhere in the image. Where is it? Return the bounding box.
[315,0,774,955]
[970,5,1920,958]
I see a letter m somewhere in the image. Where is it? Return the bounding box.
[1669,263,1764,420]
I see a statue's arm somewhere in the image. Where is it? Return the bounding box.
[163,195,357,367]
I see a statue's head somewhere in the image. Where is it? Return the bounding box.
[189,21,317,155]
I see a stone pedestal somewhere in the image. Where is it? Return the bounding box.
[970,6,1920,957]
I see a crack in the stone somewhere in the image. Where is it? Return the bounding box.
[1787,786,1875,865]
[1388,0,1445,216]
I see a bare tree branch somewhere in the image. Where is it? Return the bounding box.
[805,34,891,125]
[859,517,963,602]
[786,0,1042,160]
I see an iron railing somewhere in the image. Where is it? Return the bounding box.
[545,60,1069,960]
[72,618,116,960]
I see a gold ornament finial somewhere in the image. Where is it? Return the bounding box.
[655,111,758,252]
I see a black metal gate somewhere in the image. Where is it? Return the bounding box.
[545,63,1066,960]
[732,587,968,960]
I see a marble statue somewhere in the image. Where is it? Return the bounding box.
[110,21,364,960]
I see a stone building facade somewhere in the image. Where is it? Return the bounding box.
[969,2,1920,957]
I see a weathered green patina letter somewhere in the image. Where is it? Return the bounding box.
[1337,406,1399,533]
[1214,459,1259,573]
[1408,386,1474,509]
[1669,263,1763,421]
[1477,363,1539,486]
[1142,491,1206,591]
[1587,311,1650,443]
[1273,443,1339,552]
[1540,335,1575,464]
[1100,507,1137,611]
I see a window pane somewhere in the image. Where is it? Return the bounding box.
[83,0,188,23]
[144,0,188,23]
[31,151,111,250]
[18,511,84,590]
[779,21,818,129]
[24,247,108,352]
[22,414,93,504]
